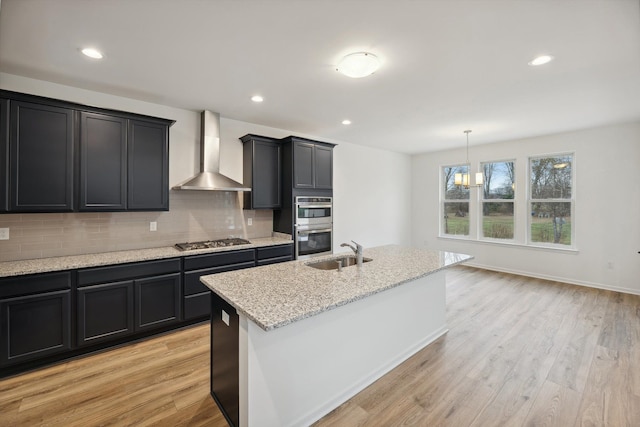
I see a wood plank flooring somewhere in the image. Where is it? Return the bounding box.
[1,266,639,426]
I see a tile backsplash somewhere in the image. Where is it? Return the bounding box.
[0,191,273,262]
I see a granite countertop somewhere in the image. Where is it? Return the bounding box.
[200,245,473,331]
[0,237,293,278]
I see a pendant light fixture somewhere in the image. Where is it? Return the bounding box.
[454,130,483,189]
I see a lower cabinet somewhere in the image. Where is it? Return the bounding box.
[76,259,181,347]
[0,272,72,367]
[135,273,181,331]
[77,281,134,346]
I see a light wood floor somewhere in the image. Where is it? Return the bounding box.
[1,266,639,426]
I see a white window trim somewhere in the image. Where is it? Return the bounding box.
[526,152,576,249]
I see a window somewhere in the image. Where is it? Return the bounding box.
[529,154,573,246]
[442,165,469,236]
[481,160,515,240]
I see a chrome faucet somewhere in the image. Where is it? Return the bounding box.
[340,240,363,266]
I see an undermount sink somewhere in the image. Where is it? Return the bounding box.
[306,256,372,270]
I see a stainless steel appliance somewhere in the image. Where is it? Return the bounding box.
[295,196,332,259]
[174,238,251,251]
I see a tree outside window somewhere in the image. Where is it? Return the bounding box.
[529,154,573,246]
[442,165,469,236]
[481,160,515,240]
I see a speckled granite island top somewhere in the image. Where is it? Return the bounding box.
[0,237,292,278]
[200,245,472,331]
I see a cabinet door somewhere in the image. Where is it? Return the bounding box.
[79,112,127,211]
[127,119,169,211]
[0,98,8,212]
[0,290,71,366]
[314,145,333,189]
[293,141,314,189]
[9,101,74,212]
[135,272,181,331]
[77,281,134,346]
[252,140,281,209]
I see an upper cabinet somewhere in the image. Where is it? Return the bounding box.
[241,134,281,210]
[9,101,75,212]
[127,119,169,211]
[0,90,173,213]
[288,137,334,190]
[79,112,127,211]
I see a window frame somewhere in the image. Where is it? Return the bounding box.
[527,152,576,249]
[440,163,471,238]
[479,159,516,242]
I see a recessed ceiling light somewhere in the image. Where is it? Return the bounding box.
[81,47,103,59]
[342,119,352,125]
[336,52,380,78]
[251,95,264,103]
[528,55,554,66]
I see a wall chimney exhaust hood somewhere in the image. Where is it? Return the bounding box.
[172,111,251,191]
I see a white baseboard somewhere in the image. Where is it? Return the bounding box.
[465,261,640,296]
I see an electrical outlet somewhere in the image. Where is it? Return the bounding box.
[607,261,614,270]
[0,228,9,240]
[247,218,253,226]
[150,221,157,232]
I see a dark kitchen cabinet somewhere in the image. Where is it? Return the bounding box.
[9,100,75,212]
[273,137,335,239]
[292,138,334,190]
[210,291,240,427]
[241,134,281,210]
[77,259,181,342]
[77,280,134,346]
[127,119,169,211]
[0,272,72,366]
[256,243,293,266]
[0,98,8,212]
[0,90,173,213]
[183,249,256,321]
[135,273,181,331]
[79,112,127,211]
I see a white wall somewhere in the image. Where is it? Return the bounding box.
[412,122,640,294]
[0,73,412,252]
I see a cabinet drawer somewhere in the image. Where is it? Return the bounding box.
[256,244,293,261]
[183,249,255,271]
[257,255,293,267]
[184,261,255,295]
[0,271,71,299]
[78,259,181,286]
[184,292,211,320]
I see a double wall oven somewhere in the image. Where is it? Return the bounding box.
[295,196,332,259]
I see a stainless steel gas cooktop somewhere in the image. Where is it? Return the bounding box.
[174,238,251,251]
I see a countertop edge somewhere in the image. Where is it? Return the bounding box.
[201,247,473,332]
[0,237,293,278]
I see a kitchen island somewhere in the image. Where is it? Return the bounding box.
[200,245,472,427]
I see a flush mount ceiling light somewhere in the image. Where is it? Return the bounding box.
[342,119,352,125]
[336,52,380,78]
[454,130,483,189]
[251,95,264,103]
[528,55,554,66]
[81,47,103,59]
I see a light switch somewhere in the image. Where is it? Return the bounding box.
[222,310,230,326]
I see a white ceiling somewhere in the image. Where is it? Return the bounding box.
[1,0,639,154]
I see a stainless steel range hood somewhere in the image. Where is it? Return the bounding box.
[172,111,251,191]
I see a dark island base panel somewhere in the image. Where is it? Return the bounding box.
[210,292,240,427]
[0,318,207,379]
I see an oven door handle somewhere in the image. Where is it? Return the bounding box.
[298,228,332,235]
[296,204,332,209]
